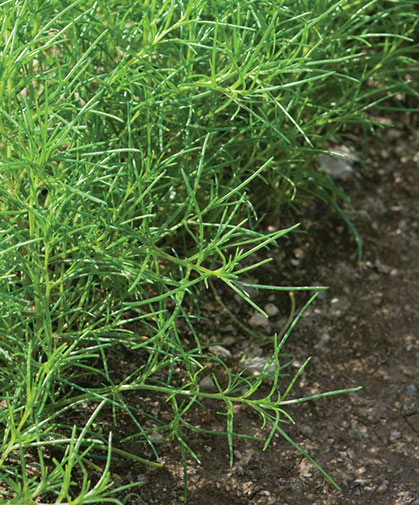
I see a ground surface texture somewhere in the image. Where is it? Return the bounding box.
[115,113,418,505]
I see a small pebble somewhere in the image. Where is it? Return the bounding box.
[210,345,232,359]
[264,302,279,317]
[26,462,42,474]
[241,357,277,377]
[390,429,401,441]
[199,376,217,392]
[222,336,236,346]
[149,432,164,441]
[407,383,417,396]
[294,247,304,258]
[374,259,393,274]
[341,472,352,483]
[353,479,366,487]
[249,311,269,328]
[319,333,331,345]
[317,149,355,181]
[234,449,242,460]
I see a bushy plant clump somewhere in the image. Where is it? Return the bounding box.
[0,1,416,502]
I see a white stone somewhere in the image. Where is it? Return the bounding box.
[264,302,279,317]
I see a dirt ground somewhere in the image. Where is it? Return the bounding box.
[113,112,418,505]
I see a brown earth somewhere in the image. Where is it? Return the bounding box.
[114,113,419,505]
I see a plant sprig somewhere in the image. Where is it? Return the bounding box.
[1,0,416,502]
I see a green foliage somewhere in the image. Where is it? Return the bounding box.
[0,0,416,502]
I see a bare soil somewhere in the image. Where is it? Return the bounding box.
[114,113,418,505]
